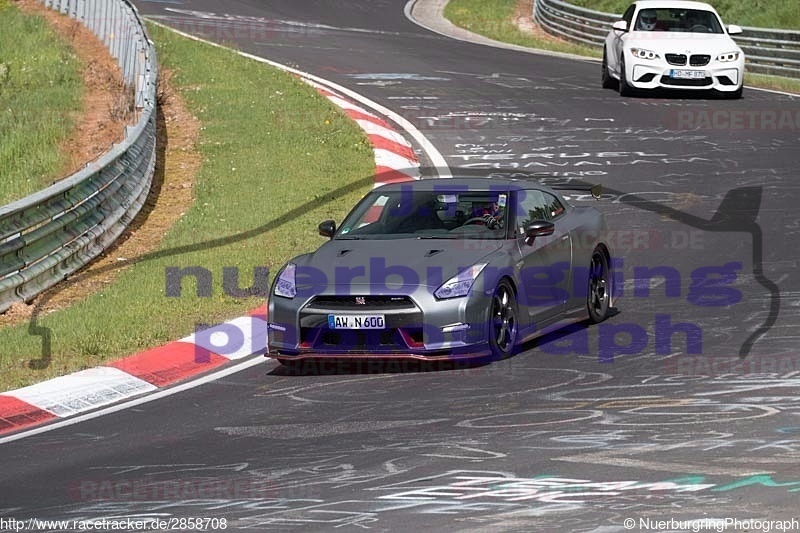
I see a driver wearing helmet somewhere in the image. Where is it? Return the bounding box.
[471,200,505,229]
[637,9,661,31]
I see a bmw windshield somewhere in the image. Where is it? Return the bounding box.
[634,8,724,33]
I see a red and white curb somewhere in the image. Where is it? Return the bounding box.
[0,310,270,436]
[304,79,420,186]
[0,59,427,438]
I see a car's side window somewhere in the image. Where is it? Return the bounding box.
[544,192,566,219]
[621,5,636,29]
[514,190,565,235]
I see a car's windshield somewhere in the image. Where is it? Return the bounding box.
[635,8,723,33]
[336,188,509,240]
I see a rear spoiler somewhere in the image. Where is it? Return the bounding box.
[548,183,603,200]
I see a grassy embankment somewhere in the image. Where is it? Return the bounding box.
[444,0,800,94]
[0,23,374,389]
[0,0,82,204]
[445,0,601,58]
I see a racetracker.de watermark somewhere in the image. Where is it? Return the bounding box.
[664,109,800,131]
[67,477,309,501]
[665,354,800,376]
[0,517,228,532]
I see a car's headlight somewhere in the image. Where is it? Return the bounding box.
[630,47,660,60]
[274,263,297,299]
[434,263,488,300]
[716,51,740,62]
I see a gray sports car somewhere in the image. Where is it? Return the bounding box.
[267,177,613,363]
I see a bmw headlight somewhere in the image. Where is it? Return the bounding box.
[274,263,297,299]
[630,48,659,60]
[434,263,488,300]
[716,51,740,62]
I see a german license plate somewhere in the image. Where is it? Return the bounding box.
[670,69,705,79]
[328,314,386,329]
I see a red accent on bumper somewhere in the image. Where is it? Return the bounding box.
[267,347,491,363]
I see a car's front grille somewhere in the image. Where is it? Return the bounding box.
[690,54,711,66]
[666,53,687,66]
[301,326,424,352]
[660,75,713,87]
[298,295,424,352]
[304,295,416,310]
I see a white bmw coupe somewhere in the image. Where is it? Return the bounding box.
[603,0,745,98]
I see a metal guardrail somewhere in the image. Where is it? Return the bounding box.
[533,0,800,78]
[0,0,157,313]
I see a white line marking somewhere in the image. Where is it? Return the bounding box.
[325,94,378,117]
[404,0,595,62]
[374,149,420,175]
[355,119,414,146]
[0,356,267,445]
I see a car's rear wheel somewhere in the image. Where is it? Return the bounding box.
[618,56,634,97]
[602,48,616,89]
[489,279,519,359]
[587,248,612,323]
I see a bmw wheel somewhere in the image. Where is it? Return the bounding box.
[489,280,519,359]
[618,56,634,97]
[587,248,612,323]
[602,48,616,89]
[724,86,743,99]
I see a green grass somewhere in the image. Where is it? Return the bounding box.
[568,0,800,29]
[747,72,800,93]
[0,1,83,204]
[444,0,800,93]
[444,0,601,58]
[0,23,374,390]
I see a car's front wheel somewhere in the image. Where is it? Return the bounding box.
[722,85,743,99]
[602,48,616,89]
[618,56,634,97]
[489,279,519,359]
[587,248,612,323]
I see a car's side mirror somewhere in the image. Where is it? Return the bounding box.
[727,24,743,35]
[319,220,336,239]
[612,20,629,32]
[524,220,555,246]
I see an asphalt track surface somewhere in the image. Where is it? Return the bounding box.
[2,1,800,530]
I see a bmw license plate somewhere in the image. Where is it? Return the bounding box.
[670,69,706,79]
[328,314,386,330]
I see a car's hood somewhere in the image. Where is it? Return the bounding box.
[626,33,740,54]
[296,238,505,289]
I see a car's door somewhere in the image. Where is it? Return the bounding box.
[512,188,573,326]
[610,4,636,74]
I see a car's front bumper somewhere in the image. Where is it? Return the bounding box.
[626,54,744,92]
[266,287,496,361]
